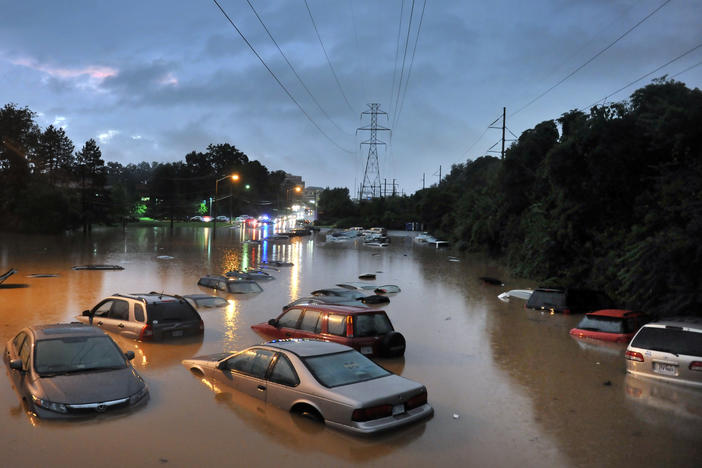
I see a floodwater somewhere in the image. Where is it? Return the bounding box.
[1,225,700,467]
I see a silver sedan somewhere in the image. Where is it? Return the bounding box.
[182,340,433,434]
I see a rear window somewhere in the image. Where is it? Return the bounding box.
[354,313,393,337]
[631,326,702,357]
[303,350,390,387]
[147,301,200,323]
[576,315,626,334]
[527,290,565,309]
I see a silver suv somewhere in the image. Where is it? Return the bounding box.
[77,293,204,341]
[625,317,702,388]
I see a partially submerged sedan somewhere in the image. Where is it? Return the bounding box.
[311,288,390,305]
[4,323,148,418]
[182,340,432,434]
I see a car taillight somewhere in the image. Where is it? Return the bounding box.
[199,319,204,331]
[406,391,428,410]
[690,361,702,372]
[346,316,354,337]
[625,350,644,362]
[352,404,392,422]
[139,324,153,341]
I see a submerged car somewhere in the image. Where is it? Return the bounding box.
[569,309,650,343]
[182,340,432,434]
[311,288,390,305]
[183,293,230,309]
[198,275,263,294]
[76,292,204,341]
[4,323,148,418]
[625,317,702,388]
[525,288,613,314]
[252,304,405,357]
[225,269,275,281]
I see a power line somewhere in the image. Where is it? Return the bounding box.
[394,0,427,130]
[462,113,502,157]
[211,0,353,154]
[243,0,347,136]
[673,59,702,78]
[580,41,702,111]
[389,0,406,112]
[304,0,355,114]
[511,0,672,117]
[392,0,416,124]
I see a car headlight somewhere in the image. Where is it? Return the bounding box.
[129,385,149,404]
[32,395,68,413]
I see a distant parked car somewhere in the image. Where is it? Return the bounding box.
[525,288,614,314]
[252,304,405,357]
[190,216,204,222]
[625,317,702,388]
[569,309,650,343]
[311,288,390,305]
[183,294,229,309]
[76,293,204,341]
[182,340,432,434]
[198,275,263,294]
[4,323,148,418]
[215,216,229,222]
[226,269,275,281]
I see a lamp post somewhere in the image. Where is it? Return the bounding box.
[213,173,239,238]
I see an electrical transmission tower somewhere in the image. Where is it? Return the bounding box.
[357,103,390,199]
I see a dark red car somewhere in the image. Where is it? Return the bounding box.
[569,309,650,343]
[251,304,405,357]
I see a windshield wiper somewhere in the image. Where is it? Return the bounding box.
[40,365,124,377]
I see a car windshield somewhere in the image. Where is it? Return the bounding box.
[354,313,393,337]
[631,327,702,356]
[147,301,200,322]
[575,315,626,333]
[527,290,565,308]
[34,336,126,376]
[303,351,390,388]
[227,281,263,293]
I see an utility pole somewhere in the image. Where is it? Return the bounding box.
[392,179,397,197]
[422,173,425,190]
[357,103,390,200]
[489,107,512,159]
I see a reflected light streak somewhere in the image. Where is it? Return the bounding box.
[200,378,222,394]
[223,299,240,349]
[289,241,301,301]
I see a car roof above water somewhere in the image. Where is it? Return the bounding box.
[31,323,107,340]
[642,316,702,332]
[286,303,383,315]
[113,292,184,304]
[263,339,351,357]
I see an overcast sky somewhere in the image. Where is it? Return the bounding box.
[2,0,700,194]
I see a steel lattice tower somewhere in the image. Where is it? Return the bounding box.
[357,103,390,199]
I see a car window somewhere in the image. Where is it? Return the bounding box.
[18,334,31,369]
[108,299,130,321]
[225,348,275,379]
[527,290,565,309]
[576,315,625,333]
[227,281,263,294]
[631,327,702,356]
[303,350,390,388]
[93,300,113,318]
[327,314,346,336]
[12,332,27,352]
[268,354,300,386]
[278,308,302,329]
[147,300,200,323]
[354,313,393,337]
[300,310,322,332]
[134,303,145,322]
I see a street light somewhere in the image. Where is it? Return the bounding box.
[213,173,239,237]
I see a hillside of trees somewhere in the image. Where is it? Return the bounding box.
[0,104,288,233]
[318,79,702,316]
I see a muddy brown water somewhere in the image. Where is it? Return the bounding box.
[1,226,700,467]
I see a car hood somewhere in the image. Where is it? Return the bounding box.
[182,353,232,369]
[331,374,425,406]
[35,367,144,404]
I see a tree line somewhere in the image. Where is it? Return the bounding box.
[0,103,289,232]
[318,78,702,316]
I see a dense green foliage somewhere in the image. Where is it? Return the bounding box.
[0,104,288,232]
[318,79,702,315]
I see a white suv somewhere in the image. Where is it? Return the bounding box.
[625,317,702,388]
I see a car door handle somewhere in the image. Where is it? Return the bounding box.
[118,323,125,328]
[257,385,266,392]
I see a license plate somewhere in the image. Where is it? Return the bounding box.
[172,330,184,337]
[653,362,678,376]
[392,404,405,416]
[360,346,372,355]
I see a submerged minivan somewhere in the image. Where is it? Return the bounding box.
[625,317,702,388]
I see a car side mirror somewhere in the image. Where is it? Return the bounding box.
[124,351,135,361]
[268,318,279,327]
[9,359,23,371]
[217,361,228,370]
[82,310,90,316]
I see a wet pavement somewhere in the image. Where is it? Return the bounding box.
[0,225,700,467]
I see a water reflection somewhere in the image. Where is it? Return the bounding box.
[109,334,205,370]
